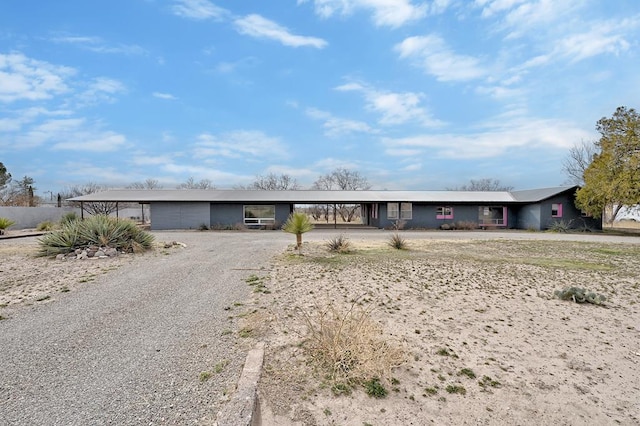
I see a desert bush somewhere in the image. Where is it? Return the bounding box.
[59,212,78,226]
[36,221,55,231]
[439,223,452,230]
[387,233,408,250]
[38,215,154,256]
[548,219,572,233]
[326,234,352,253]
[453,221,476,230]
[300,302,405,392]
[0,217,15,234]
[554,287,606,305]
[198,223,209,231]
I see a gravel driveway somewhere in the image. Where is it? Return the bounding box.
[1,231,292,425]
[1,229,637,425]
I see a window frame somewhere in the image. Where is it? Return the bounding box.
[400,203,412,220]
[551,203,563,218]
[436,206,454,220]
[387,202,399,220]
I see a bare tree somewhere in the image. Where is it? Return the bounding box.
[0,175,40,206]
[312,168,371,222]
[448,178,513,191]
[247,173,300,190]
[176,177,214,189]
[562,139,598,186]
[60,183,119,216]
[127,179,162,189]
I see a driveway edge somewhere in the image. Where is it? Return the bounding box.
[216,342,264,426]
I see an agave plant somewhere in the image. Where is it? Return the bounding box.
[0,217,15,235]
[282,212,314,249]
[38,215,154,257]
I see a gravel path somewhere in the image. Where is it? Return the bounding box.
[1,231,291,425]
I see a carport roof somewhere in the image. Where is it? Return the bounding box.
[68,186,576,204]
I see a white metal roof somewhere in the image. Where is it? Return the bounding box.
[68,186,576,204]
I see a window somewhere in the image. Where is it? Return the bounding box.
[479,206,506,226]
[436,206,453,219]
[551,203,563,218]
[244,205,275,225]
[387,203,399,220]
[400,203,412,220]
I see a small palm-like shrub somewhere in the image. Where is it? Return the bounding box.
[282,212,314,249]
[0,217,16,234]
[38,215,154,257]
[326,234,352,253]
[387,233,408,250]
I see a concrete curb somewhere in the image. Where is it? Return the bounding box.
[216,342,264,426]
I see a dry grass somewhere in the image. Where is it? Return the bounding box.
[299,300,405,389]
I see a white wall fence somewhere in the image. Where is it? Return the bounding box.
[0,206,81,230]
[0,206,150,230]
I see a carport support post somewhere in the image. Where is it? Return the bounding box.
[140,203,145,224]
[81,202,84,220]
[334,203,337,229]
[116,202,119,220]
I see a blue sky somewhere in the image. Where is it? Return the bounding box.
[1,0,639,194]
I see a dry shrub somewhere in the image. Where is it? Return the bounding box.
[300,301,405,388]
[453,220,477,230]
[325,234,352,253]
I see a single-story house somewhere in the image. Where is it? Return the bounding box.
[68,186,601,231]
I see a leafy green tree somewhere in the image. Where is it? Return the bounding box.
[282,212,314,249]
[576,106,640,222]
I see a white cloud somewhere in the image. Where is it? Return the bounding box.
[194,130,289,159]
[53,132,126,152]
[234,14,328,48]
[554,18,637,62]
[306,107,377,137]
[395,35,486,81]
[335,81,444,127]
[171,0,229,20]
[13,117,127,152]
[299,0,428,27]
[132,154,176,166]
[50,34,146,55]
[76,77,126,106]
[382,115,592,159]
[0,52,74,103]
[153,92,177,100]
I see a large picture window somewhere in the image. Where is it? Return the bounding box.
[436,206,453,219]
[479,206,505,226]
[244,205,276,225]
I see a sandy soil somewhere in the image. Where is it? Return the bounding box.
[0,237,137,309]
[244,237,640,425]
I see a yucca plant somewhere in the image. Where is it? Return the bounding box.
[387,233,408,250]
[59,212,78,226]
[0,217,15,235]
[282,212,314,249]
[37,215,154,257]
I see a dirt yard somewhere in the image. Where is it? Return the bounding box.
[243,237,640,425]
